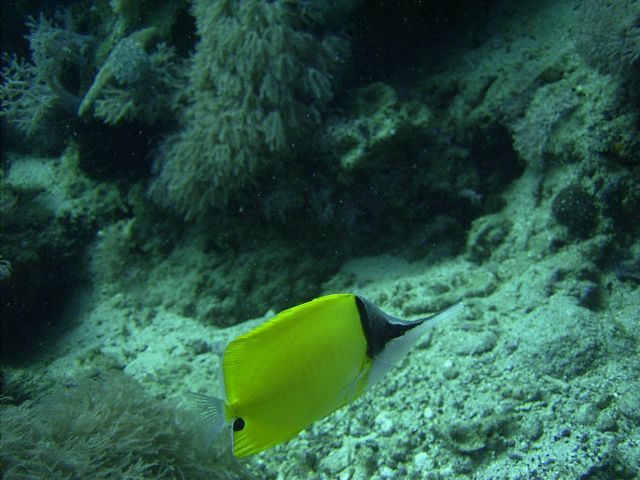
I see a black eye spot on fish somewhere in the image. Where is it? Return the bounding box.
[233,417,245,431]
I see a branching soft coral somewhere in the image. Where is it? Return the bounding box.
[149,0,349,219]
[0,14,90,139]
[0,54,59,138]
[1,10,185,141]
[79,27,185,126]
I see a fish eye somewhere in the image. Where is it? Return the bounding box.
[233,417,245,431]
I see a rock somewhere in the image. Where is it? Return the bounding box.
[455,330,498,356]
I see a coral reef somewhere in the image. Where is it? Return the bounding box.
[0,14,91,148]
[324,82,432,170]
[149,0,348,218]
[1,1,639,478]
[79,27,184,126]
[90,223,340,327]
[575,0,640,76]
[0,4,186,151]
[0,149,125,363]
[0,372,252,479]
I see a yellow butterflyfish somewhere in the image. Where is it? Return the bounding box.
[192,293,462,457]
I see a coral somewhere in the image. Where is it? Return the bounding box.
[0,149,127,363]
[0,54,59,138]
[109,0,187,39]
[552,184,598,238]
[0,14,91,140]
[323,82,432,170]
[0,372,252,479]
[97,230,340,327]
[1,8,186,145]
[575,0,640,76]
[149,0,348,219]
[80,27,185,125]
[26,12,92,81]
[79,27,159,117]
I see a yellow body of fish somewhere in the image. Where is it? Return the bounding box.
[196,293,462,457]
[225,293,369,456]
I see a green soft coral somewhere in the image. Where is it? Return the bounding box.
[0,372,253,479]
[78,27,159,118]
[149,0,348,219]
